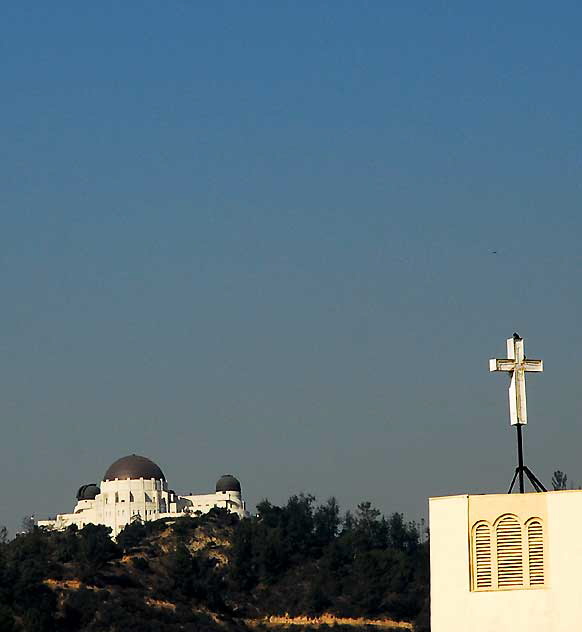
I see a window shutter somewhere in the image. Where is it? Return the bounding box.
[527,520,544,585]
[496,515,523,587]
[473,522,492,589]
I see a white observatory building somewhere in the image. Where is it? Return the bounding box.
[430,335,582,632]
[38,454,249,537]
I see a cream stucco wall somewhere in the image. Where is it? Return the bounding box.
[430,490,582,632]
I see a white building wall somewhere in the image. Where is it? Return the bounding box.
[38,478,248,537]
[182,491,246,515]
[430,491,582,632]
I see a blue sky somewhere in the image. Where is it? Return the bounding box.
[2,2,581,534]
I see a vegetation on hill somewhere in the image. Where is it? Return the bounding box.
[0,496,429,632]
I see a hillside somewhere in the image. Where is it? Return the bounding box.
[0,497,429,632]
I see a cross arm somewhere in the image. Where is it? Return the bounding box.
[523,359,543,372]
[489,358,515,372]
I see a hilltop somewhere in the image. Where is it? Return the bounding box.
[0,496,429,631]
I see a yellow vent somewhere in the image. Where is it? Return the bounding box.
[496,515,523,588]
[528,520,544,585]
[473,523,492,589]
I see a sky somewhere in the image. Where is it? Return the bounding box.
[2,2,581,535]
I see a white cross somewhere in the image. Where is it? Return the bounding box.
[489,334,543,425]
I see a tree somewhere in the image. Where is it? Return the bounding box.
[258,526,289,579]
[229,518,258,590]
[314,497,340,549]
[387,512,419,553]
[117,520,147,553]
[168,542,223,609]
[256,499,283,528]
[77,524,120,577]
[284,494,315,558]
[354,502,384,551]
[20,515,35,534]
[0,491,430,627]
[552,470,568,491]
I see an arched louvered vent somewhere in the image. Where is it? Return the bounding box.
[496,515,523,588]
[473,522,492,589]
[527,519,544,586]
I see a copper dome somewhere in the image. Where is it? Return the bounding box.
[216,474,241,493]
[76,484,100,501]
[103,454,166,481]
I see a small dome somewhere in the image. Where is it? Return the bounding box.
[76,484,100,501]
[103,454,166,481]
[216,474,241,493]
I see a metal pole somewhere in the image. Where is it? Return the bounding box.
[508,468,519,494]
[517,424,525,493]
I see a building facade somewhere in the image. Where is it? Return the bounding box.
[430,490,582,632]
[38,454,249,537]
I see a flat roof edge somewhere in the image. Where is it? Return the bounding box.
[429,494,469,501]
[429,489,582,502]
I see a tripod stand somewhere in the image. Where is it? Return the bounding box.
[507,424,546,493]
